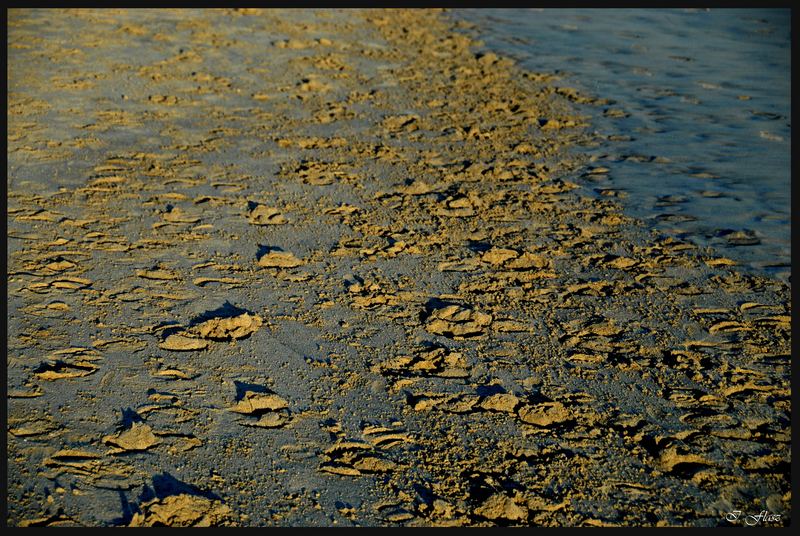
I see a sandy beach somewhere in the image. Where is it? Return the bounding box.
[6,9,791,527]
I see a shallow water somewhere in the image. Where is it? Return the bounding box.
[456,8,791,282]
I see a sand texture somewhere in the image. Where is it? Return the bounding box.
[7,8,790,527]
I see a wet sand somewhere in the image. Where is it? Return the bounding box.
[6,9,791,527]
[457,8,791,282]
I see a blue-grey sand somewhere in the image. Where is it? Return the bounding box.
[7,9,790,527]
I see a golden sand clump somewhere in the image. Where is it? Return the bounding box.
[159,313,263,351]
[194,313,263,340]
[129,495,233,527]
[425,304,493,338]
[257,250,305,268]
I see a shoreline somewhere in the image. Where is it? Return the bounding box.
[450,8,791,283]
[7,8,791,527]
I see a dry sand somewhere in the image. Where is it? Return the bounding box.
[6,8,791,527]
